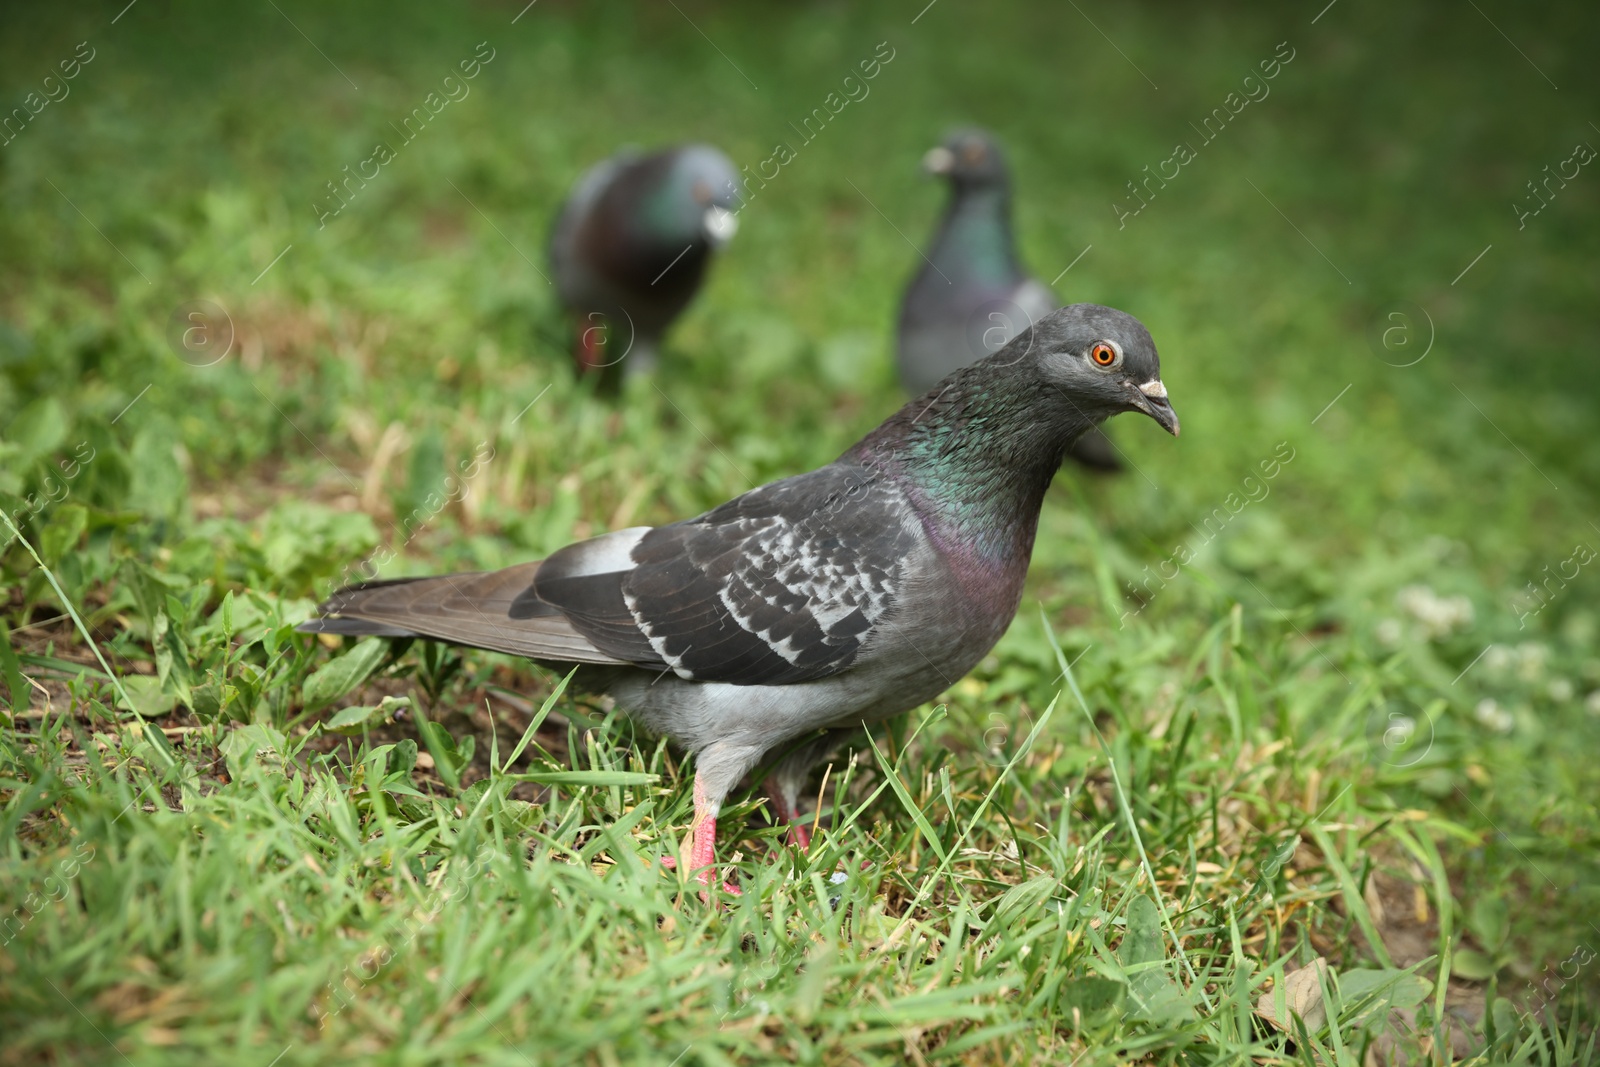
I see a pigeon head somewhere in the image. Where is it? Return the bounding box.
[665,144,742,246]
[852,302,1175,564]
[923,128,1010,190]
[1015,303,1179,437]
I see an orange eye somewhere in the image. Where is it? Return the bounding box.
[1090,342,1118,366]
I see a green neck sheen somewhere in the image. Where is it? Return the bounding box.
[852,365,1093,561]
[937,185,1020,287]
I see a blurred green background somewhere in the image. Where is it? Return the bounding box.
[2,1,1596,1063]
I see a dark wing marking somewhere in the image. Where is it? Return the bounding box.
[532,464,917,686]
[522,526,663,667]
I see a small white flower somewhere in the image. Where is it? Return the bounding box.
[1484,645,1513,673]
[1586,690,1600,717]
[1397,585,1436,625]
[1516,643,1549,681]
[1444,595,1475,629]
[1474,698,1513,733]
[1548,678,1574,703]
[1396,585,1474,639]
[1376,618,1403,647]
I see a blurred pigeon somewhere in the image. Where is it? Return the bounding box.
[301,304,1178,893]
[549,144,740,387]
[898,129,1121,471]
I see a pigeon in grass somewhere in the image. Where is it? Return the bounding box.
[898,129,1121,471]
[300,304,1178,895]
[549,144,740,389]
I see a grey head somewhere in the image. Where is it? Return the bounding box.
[922,128,1011,191]
[651,144,742,247]
[998,303,1179,436]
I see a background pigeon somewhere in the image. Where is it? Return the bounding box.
[300,304,1178,892]
[549,144,741,388]
[897,129,1121,471]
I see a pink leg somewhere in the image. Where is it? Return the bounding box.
[686,774,740,897]
[763,780,813,850]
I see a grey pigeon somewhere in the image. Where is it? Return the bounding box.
[898,129,1121,471]
[549,144,740,387]
[299,304,1178,893]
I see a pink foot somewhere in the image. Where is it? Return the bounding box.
[702,877,742,899]
[764,781,816,851]
[682,775,740,899]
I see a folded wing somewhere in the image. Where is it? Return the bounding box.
[536,465,915,685]
[301,464,917,687]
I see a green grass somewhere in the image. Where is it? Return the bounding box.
[3,0,1598,1063]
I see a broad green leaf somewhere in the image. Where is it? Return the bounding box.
[1468,896,1509,951]
[188,673,236,723]
[0,618,28,712]
[386,738,418,778]
[302,639,388,711]
[1489,996,1522,1051]
[9,396,68,462]
[38,503,87,565]
[1119,894,1192,1023]
[220,724,288,777]
[1336,967,1432,1029]
[116,673,181,717]
[420,721,474,771]
[151,610,193,704]
[128,419,187,521]
[1058,976,1126,1028]
[324,696,406,735]
[1120,893,1165,968]
[993,874,1058,925]
[1450,948,1498,981]
[376,783,429,800]
[117,557,180,639]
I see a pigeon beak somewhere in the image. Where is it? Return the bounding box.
[703,205,738,245]
[1130,379,1180,436]
[922,146,955,175]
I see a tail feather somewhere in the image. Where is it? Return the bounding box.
[297,563,629,666]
